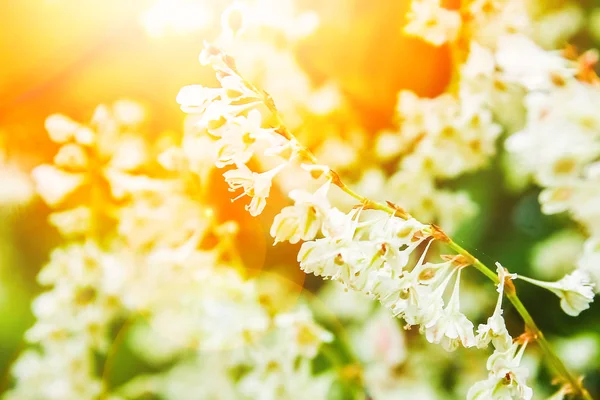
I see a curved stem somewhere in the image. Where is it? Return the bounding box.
[288,127,590,398]
[236,65,592,399]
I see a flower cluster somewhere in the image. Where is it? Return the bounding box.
[176,41,549,397]
[468,340,532,400]
[31,100,160,238]
[368,83,501,232]
[7,101,334,400]
[400,0,598,317]
[214,0,336,132]
[494,33,600,310]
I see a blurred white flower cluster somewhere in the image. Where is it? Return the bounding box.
[503,43,600,291]
[7,100,334,400]
[0,138,34,210]
[400,0,598,317]
[172,0,600,396]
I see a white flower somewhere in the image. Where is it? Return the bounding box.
[351,309,407,367]
[270,182,331,244]
[517,270,595,316]
[424,269,476,351]
[275,308,333,358]
[31,165,85,207]
[461,42,496,81]
[45,114,80,143]
[404,0,461,46]
[223,164,284,216]
[476,263,513,351]
[467,342,532,400]
[214,110,273,168]
[53,143,88,170]
[495,34,575,91]
[298,237,358,282]
[373,238,435,318]
[0,165,34,207]
[176,84,222,114]
[48,207,92,237]
[220,1,248,39]
[109,137,147,171]
[113,99,145,126]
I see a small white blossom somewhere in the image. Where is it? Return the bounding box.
[270,182,332,244]
[113,99,145,126]
[223,164,285,216]
[275,308,333,358]
[0,164,34,207]
[44,114,81,143]
[517,270,595,317]
[404,0,461,46]
[176,84,222,114]
[467,342,532,400]
[476,263,514,351]
[31,165,85,207]
[496,34,575,91]
[214,110,273,168]
[424,269,476,351]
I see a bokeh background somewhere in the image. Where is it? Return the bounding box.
[1,0,600,398]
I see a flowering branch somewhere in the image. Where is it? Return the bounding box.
[449,240,592,399]
[178,43,593,399]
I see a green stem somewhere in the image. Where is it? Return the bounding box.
[333,183,592,398]
[448,239,592,400]
[508,294,591,399]
[237,63,592,399]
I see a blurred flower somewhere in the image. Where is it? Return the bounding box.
[317,281,373,322]
[496,34,575,91]
[531,230,585,280]
[404,0,461,46]
[555,333,600,372]
[0,164,34,207]
[579,238,600,290]
[351,309,407,367]
[31,165,85,207]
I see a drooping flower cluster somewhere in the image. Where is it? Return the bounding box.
[468,340,532,400]
[505,64,600,253]
[175,40,554,397]
[404,0,461,46]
